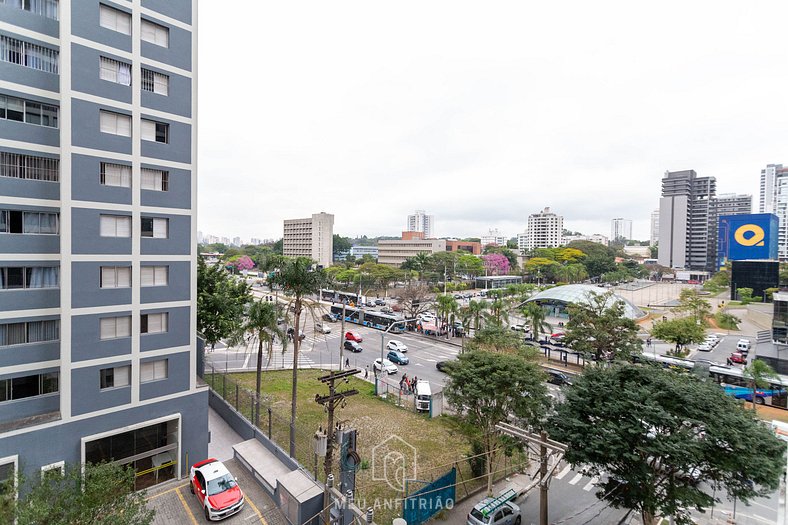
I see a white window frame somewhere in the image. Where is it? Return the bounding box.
[99,56,131,86]
[140,359,168,383]
[100,162,131,188]
[99,316,131,340]
[141,19,169,47]
[141,217,168,239]
[0,455,18,501]
[141,312,168,334]
[99,215,131,238]
[141,68,168,96]
[141,119,168,143]
[99,110,131,137]
[140,265,168,287]
[40,460,65,477]
[99,4,131,35]
[99,365,130,389]
[140,168,168,191]
[100,266,131,288]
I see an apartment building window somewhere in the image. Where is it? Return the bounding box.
[1,0,59,20]
[141,119,168,144]
[99,214,131,238]
[141,266,167,287]
[141,168,168,191]
[100,162,131,187]
[99,316,130,340]
[0,152,58,182]
[140,312,167,334]
[0,35,58,74]
[0,266,58,289]
[99,57,131,86]
[0,319,59,346]
[141,19,168,47]
[100,266,131,288]
[0,371,58,402]
[141,217,168,238]
[99,365,129,389]
[99,110,131,137]
[0,95,58,128]
[99,3,130,34]
[140,359,167,383]
[0,461,14,496]
[0,210,59,234]
[141,68,168,96]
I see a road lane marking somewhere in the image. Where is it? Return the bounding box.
[245,495,267,524]
[555,465,572,480]
[243,353,252,368]
[568,473,583,485]
[145,482,189,500]
[175,486,199,525]
[583,476,599,491]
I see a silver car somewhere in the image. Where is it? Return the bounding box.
[467,500,520,525]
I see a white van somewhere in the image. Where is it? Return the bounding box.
[415,380,431,412]
[737,339,751,353]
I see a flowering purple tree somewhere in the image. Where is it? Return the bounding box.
[483,253,510,276]
[229,255,255,272]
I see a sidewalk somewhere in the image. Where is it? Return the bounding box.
[208,405,244,461]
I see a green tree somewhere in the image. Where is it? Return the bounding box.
[520,302,551,340]
[564,291,642,361]
[651,317,705,355]
[457,253,485,279]
[461,299,489,334]
[332,234,352,257]
[550,363,786,525]
[676,288,712,325]
[444,351,548,495]
[435,294,459,332]
[196,257,250,351]
[272,257,326,457]
[270,238,283,255]
[230,300,286,426]
[484,296,511,328]
[743,360,779,410]
[15,462,155,525]
[737,287,755,304]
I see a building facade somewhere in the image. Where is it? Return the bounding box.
[610,218,632,243]
[650,209,659,246]
[518,207,563,251]
[562,234,609,246]
[406,209,434,239]
[282,212,334,268]
[349,245,378,259]
[480,228,506,247]
[759,163,788,260]
[657,170,716,271]
[377,239,446,267]
[445,240,481,254]
[0,0,206,489]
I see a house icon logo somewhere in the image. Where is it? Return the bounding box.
[370,434,417,492]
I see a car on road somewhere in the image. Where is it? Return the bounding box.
[381,306,393,313]
[387,350,409,365]
[436,361,450,372]
[549,333,566,346]
[322,312,339,322]
[728,352,746,365]
[315,323,331,334]
[374,358,398,374]
[418,313,436,322]
[345,331,363,343]
[365,301,376,307]
[343,340,362,352]
[190,458,245,521]
[374,299,386,306]
[467,497,521,525]
[546,370,573,386]
[737,339,751,353]
[510,324,525,332]
[386,340,408,352]
[697,342,713,352]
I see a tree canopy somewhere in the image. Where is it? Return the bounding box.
[651,317,706,354]
[197,257,250,350]
[563,291,642,361]
[550,363,786,525]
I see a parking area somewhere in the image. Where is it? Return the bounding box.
[146,458,287,525]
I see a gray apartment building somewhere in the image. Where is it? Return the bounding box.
[0,0,206,491]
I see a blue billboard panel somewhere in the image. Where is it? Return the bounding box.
[717,213,779,269]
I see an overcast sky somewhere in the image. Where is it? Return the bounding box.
[198,1,788,243]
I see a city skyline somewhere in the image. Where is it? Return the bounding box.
[197,1,785,242]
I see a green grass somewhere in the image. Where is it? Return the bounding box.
[207,369,527,524]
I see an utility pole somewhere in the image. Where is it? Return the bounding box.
[496,422,567,525]
[315,369,359,481]
[339,302,346,370]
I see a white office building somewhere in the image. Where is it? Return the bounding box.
[518,207,563,251]
[480,228,507,247]
[650,210,659,246]
[283,212,334,268]
[760,164,788,260]
[406,209,434,239]
[611,218,633,243]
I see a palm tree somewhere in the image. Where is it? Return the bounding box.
[743,359,779,411]
[521,302,551,341]
[485,297,511,328]
[272,257,326,457]
[435,294,459,335]
[229,300,285,426]
[462,299,488,334]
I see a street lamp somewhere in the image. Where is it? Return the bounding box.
[377,318,418,395]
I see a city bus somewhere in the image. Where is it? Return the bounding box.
[637,353,788,408]
[321,289,367,307]
[329,305,405,333]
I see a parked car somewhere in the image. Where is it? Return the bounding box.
[387,350,409,365]
[386,340,408,352]
[467,496,521,525]
[546,370,573,386]
[374,358,398,374]
[343,340,363,353]
[315,323,331,334]
[345,331,363,343]
[365,301,376,308]
[510,324,525,332]
[436,361,449,372]
[381,306,393,314]
[728,352,747,365]
[374,299,386,306]
[697,342,713,352]
[454,294,463,300]
[190,458,245,521]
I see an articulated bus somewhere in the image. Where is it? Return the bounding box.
[321,289,367,307]
[329,305,405,333]
[637,353,788,408]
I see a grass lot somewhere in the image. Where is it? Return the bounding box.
[208,370,527,524]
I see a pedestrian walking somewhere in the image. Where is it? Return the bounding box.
[345,357,350,369]
[364,366,369,379]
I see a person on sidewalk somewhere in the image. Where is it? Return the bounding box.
[345,357,350,368]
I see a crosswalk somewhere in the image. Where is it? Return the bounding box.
[554,464,602,492]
